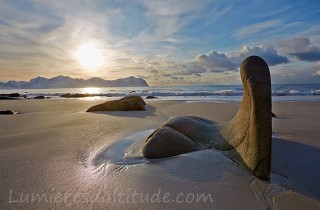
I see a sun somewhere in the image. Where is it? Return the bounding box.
[73,43,105,70]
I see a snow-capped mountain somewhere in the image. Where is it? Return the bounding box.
[0,76,148,89]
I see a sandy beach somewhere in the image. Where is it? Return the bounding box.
[0,99,319,209]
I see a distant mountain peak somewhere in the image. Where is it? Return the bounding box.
[0,76,148,89]
[51,75,71,79]
[30,76,47,80]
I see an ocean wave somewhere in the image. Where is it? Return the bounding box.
[311,89,320,95]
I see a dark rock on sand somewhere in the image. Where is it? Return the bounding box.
[142,56,272,180]
[61,93,93,98]
[0,93,21,100]
[146,96,157,99]
[0,110,15,115]
[272,112,276,118]
[8,93,20,97]
[0,96,14,100]
[86,95,145,112]
[33,95,45,99]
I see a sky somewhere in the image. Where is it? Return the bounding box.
[0,0,320,86]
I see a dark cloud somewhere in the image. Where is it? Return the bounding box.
[236,45,289,66]
[194,45,288,73]
[279,37,320,62]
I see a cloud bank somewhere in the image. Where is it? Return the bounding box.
[279,37,320,62]
[194,45,289,72]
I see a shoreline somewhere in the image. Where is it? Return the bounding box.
[2,94,320,103]
[0,99,319,209]
[1,82,320,102]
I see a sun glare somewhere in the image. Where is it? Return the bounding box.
[82,87,101,94]
[73,43,105,70]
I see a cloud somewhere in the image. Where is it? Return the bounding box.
[278,37,320,62]
[138,0,207,41]
[205,1,235,23]
[195,51,237,72]
[173,63,207,76]
[116,55,208,84]
[194,45,288,72]
[271,63,320,84]
[136,0,232,45]
[235,19,283,38]
[147,58,207,77]
[235,45,289,66]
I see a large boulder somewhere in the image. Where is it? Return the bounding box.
[86,95,145,112]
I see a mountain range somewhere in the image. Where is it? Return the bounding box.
[0,76,148,89]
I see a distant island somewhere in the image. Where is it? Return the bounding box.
[0,76,149,89]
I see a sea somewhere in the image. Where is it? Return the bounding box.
[1,83,320,102]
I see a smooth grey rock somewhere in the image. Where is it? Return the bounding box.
[142,126,203,158]
[142,56,272,180]
[163,116,231,150]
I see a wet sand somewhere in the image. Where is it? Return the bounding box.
[0,99,319,209]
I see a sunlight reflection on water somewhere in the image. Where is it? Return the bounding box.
[81,87,102,94]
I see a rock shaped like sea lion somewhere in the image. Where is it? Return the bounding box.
[87,95,145,112]
[142,56,272,180]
